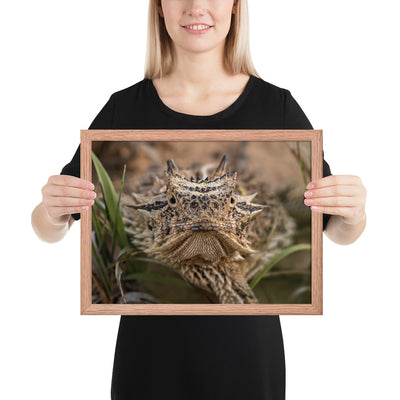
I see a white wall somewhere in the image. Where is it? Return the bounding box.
[1,1,398,399]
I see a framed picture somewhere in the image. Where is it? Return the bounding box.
[80,129,323,315]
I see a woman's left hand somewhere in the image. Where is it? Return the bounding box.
[304,175,367,225]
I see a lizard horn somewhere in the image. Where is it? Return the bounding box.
[166,159,180,175]
[213,155,229,177]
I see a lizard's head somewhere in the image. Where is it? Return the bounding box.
[128,155,268,265]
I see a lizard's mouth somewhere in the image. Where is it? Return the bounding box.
[175,231,231,263]
[146,228,255,264]
[189,222,224,232]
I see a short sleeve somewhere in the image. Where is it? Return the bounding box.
[59,94,115,220]
[284,89,333,230]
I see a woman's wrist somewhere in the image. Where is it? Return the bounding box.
[341,211,367,226]
[45,211,71,227]
[325,213,366,245]
[31,203,72,243]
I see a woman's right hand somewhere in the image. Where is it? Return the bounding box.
[41,175,96,224]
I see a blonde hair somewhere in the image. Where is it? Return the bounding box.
[144,0,260,79]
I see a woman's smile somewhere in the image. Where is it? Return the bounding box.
[182,24,213,34]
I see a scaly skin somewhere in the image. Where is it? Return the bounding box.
[121,155,295,304]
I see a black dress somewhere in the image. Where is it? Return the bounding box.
[61,74,332,400]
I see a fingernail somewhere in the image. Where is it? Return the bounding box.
[87,183,94,190]
[307,183,314,189]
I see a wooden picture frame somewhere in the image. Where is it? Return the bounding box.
[80,129,323,315]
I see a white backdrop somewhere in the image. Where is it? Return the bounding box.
[1,1,399,399]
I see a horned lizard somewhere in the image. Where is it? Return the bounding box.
[120,155,296,304]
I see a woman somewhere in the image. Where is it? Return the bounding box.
[31,1,367,398]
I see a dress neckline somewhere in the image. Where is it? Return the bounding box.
[147,75,255,121]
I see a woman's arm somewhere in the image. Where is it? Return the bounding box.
[304,175,367,245]
[31,175,95,243]
[31,202,74,243]
[323,213,366,245]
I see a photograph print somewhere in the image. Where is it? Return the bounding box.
[81,129,323,315]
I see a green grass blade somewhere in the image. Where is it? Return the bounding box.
[111,164,127,258]
[296,142,308,187]
[92,206,104,252]
[92,241,113,297]
[94,198,107,218]
[115,260,126,303]
[92,151,129,249]
[249,243,312,289]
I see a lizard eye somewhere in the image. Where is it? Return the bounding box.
[189,200,200,212]
[168,194,177,207]
[230,196,236,206]
[210,201,220,213]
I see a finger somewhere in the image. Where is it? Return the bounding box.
[44,185,97,200]
[44,197,95,207]
[304,184,361,199]
[309,205,356,217]
[48,175,94,190]
[309,205,365,224]
[307,175,362,189]
[304,196,362,207]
